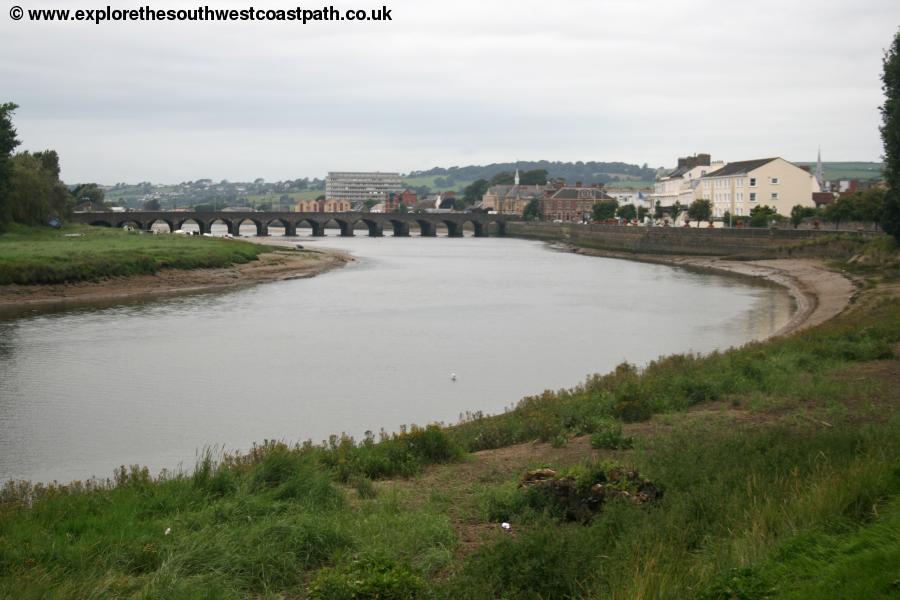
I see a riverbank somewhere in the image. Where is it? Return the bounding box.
[555,243,856,337]
[0,243,350,316]
[2,273,897,598]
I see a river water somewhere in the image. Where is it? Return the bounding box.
[0,236,793,483]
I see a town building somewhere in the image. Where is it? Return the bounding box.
[481,170,545,215]
[701,157,820,217]
[295,198,352,212]
[542,184,613,222]
[606,188,652,210]
[325,171,403,206]
[384,189,417,212]
[651,153,724,209]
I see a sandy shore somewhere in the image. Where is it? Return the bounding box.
[0,245,351,316]
[558,244,856,337]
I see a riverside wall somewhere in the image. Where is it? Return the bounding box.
[507,222,882,257]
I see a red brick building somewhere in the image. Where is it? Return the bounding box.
[542,183,612,222]
[384,189,417,212]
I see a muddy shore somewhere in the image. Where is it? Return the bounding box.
[0,245,351,316]
[556,243,855,337]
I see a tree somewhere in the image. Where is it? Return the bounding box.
[71,183,105,207]
[6,152,73,225]
[489,172,515,186]
[853,188,887,227]
[653,200,663,220]
[523,198,542,221]
[463,179,489,205]
[687,199,712,225]
[723,210,731,227]
[616,203,637,221]
[637,206,648,222]
[0,102,21,228]
[823,196,855,229]
[592,199,619,221]
[519,169,549,185]
[749,205,780,228]
[144,198,161,211]
[670,201,683,221]
[315,194,326,201]
[880,28,900,242]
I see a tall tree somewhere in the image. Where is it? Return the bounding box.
[881,28,900,242]
[463,179,489,205]
[0,102,21,228]
[523,198,542,221]
[687,199,712,225]
[489,172,515,186]
[616,203,637,221]
[519,169,548,185]
[6,152,73,225]
[71,183,105,207]
[592,199,619,221]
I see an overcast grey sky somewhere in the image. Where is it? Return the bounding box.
[2,0,898,183]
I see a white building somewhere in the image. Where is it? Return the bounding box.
[651,154,724,208]
[700,157,820,217]
[325,171,403,205]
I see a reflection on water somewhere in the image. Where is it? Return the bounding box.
[0,237,793,483]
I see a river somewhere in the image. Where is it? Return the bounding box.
[0,236,794,483]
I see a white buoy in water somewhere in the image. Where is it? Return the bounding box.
[450,373,457,381]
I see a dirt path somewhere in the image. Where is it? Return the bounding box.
[0,247,351,316]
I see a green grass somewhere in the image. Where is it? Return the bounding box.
[794,161,885,181]
[1,252,899,597]
[0,224,273,285]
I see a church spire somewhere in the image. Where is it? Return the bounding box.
[815,147,825,191]
[514,168,520,186]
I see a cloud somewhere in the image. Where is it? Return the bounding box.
[1,0,896,182]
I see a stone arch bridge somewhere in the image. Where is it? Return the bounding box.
[71,211,516,237]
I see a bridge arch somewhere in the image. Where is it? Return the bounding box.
[321,218,354,237]
[415,219,437,237]
[148,219,175,233]
[356,217,384,237]
[265,217,293,237]
[441,219,464,238]
[208,217,236,236]
[232,217,265,237]
[294,218,324,236]
[388,219,411,237]
[114,218,143,230]
[174,217,204,234]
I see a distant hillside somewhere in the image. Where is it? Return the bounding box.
[408,161,656,189]
[794,161,884,181]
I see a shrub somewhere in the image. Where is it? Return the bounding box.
[308,557,427,600]
[589,420,633,450]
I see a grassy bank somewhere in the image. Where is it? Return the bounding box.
[0,224,272,285]
[1,267,899,598]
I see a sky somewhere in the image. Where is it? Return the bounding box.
[1,0,899,183]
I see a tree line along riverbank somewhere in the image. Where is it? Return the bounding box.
[1,235,898,598]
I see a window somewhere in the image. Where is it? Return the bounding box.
[749,178,757,187]
[736,178,743,187]
[750,192,757,202]
[737,192,743,202]
[771,192,778,200]
[771,177,779,185]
